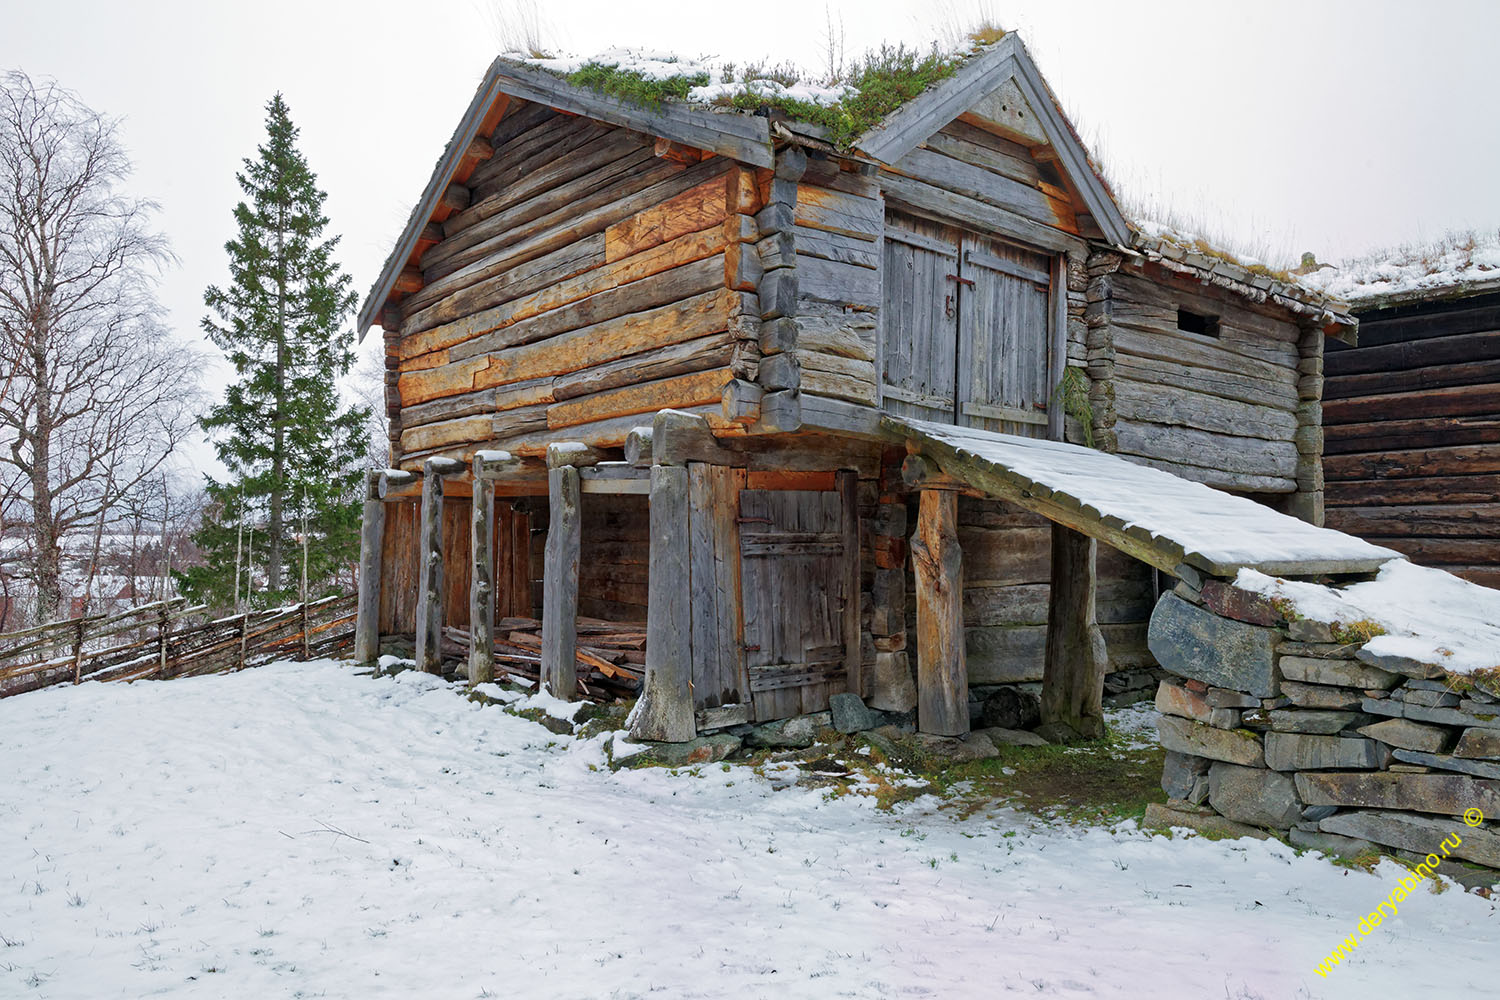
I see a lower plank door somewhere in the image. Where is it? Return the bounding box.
[738,476,859,722]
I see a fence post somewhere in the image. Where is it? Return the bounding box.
[71,616,87,685]
[158,601,169,676]
[299,599,310,661]
[237,612,250,671]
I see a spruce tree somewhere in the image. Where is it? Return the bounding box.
[181,94,369,608]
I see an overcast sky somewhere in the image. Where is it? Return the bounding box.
[6,0,1498,468]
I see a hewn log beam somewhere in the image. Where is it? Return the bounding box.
[377,468,419,499]
[633,463,695,741]
[1040,523,1107,741]
[912,489,967,735]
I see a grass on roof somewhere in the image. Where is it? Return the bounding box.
[549,32,1007,150]
[563,61,710,109]
[725,43,961,149]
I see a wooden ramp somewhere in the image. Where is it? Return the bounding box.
[883,416,1401,579]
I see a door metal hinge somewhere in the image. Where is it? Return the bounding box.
[945,273,975,287]
[736,516,772,524]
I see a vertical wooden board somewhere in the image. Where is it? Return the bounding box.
[378,501,420,635]
[838,471,862,699]
[510,504,535,618]
[442,498,472,629]
[880,212,961,421]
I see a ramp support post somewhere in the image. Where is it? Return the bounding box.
[1040,523,1107,741]
[912,488,968,736]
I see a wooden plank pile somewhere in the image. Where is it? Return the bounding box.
[441,615,644,702]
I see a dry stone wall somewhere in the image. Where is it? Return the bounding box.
[1145,577,1500,875]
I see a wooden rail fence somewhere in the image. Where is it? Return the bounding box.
[0,593,358,699]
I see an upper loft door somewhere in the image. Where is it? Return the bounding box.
[879,211,1055,438]
[879,213,961,422]
[956,235,1053,437]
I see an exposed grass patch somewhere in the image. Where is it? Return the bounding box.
[1053,365,1094,448]
[1330,618,1388,645]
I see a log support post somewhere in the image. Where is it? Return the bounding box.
[912,487,967,736]
[470,450,518,685]
[354,470,385,665]
[415,457,464,674]
[1040,523,1107,741]
[633,461,696,742]
[1290,320,1326,526]
[542,445,583,700]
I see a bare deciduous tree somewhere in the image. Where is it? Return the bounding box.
[0,71,202,626]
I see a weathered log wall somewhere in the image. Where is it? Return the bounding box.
[1089,256,1306,496]
[956,497,1155,685]
[388,102,766,468]
[1324,291,1500,588]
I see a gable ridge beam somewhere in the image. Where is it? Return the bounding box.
[855,34,1019,164]
[1005,42,1131,247]
[488,60,773,169]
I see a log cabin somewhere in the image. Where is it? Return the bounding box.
[1312,264,1500,588]
[351,33,1379,743]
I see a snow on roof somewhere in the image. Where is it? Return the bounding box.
[893,418,1399,576]
[512,48,858,107]
[1236,561,1500,675]
[1297,228,1500,307]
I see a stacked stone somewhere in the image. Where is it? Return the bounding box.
[1145,577,1500,875]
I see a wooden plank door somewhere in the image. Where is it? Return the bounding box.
[880,213,962,422]
[739,474,860,722]
[956,234,1054,437]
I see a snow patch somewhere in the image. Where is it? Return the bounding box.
[1236,560,1500,674]
[1300,229,1500,304]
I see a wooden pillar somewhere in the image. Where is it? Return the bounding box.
[415,457,463,674]
[912,488,967,736]
[541,464,581,699]
[354,470,385,665]
[469,470,496,685]
[633,462,695,742]
[1040,523,1107,741]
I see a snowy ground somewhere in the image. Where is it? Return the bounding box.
[2,661,1495,999]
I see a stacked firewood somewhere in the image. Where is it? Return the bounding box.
[442,616,644,702]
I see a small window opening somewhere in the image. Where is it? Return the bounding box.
[1177,308,1220,337]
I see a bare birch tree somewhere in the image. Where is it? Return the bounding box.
[0,71,202,625]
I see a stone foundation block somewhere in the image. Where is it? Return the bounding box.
[1295,770,1500,818]
[1265,732,1383,771]
[1209,762,1302,829]
[1206,687,1259,710]
[1355,648,1446,680]
[1270,710,1370,734]
[1320,809,1500,868]
[1148,593,1280,698]
[1142,802,1271,841]
[1155,680,1211,723]
[1157,715,1264,766]
[1357,717,1452,753]
[1289,827,1376,858]
[1279,655,1399,690]
[1391,749,1500,780]
[868,652,917,713]
[1162,750,1211,803]
[1456,728,1500,760]
[1281,681,1363,710]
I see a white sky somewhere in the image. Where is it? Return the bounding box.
[6,0,1499,469]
